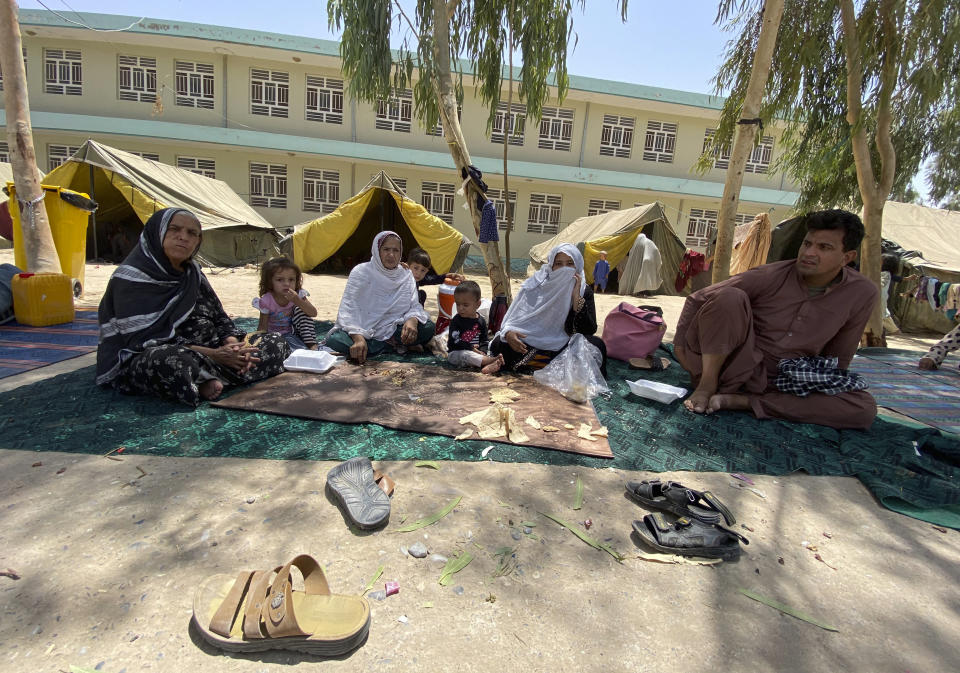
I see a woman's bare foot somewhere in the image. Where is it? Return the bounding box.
[683,387,714,413]
[706,393,750,413]
[199,379,224,401]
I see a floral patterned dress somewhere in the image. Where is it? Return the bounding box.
[113,282,289,406]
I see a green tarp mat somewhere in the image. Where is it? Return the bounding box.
[0,321,957,529]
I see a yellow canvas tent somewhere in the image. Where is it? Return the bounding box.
[528,202,687,295]
[42,140,280,266]
[290,172,471,274]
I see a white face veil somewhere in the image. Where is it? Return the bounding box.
[494,243,586,351]
[333,231,429,341]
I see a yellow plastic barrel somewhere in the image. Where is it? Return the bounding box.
[12,272,75,326]
[7,183,95,295]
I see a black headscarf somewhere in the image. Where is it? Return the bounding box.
[96,208,204,385]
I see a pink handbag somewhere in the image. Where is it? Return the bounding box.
[602,302,666,361]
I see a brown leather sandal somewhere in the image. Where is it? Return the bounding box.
[192,554,370,655]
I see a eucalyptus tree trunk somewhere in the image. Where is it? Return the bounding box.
[840,0,896,346]
[501,6,514,281]
[0,0,60,273]
[712,0,784,283]
[431,0,512,301]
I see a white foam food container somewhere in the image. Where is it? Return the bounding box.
[283,349,341,374]
[626,379,688,404]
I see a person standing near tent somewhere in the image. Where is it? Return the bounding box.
[489,244,607,375]
[96,208,289,406]
[619,233,662,295]
[674,210,878,430]
[327,231,435,363]
[592,251,610,293]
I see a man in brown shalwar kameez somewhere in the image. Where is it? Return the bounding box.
[674,210,878,430]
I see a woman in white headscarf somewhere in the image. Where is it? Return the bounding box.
[619,233,662,295]
[489,243,607,375]
[327,231,435,363]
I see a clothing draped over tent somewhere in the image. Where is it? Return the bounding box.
[332,231,430,341]
[96,208,202,385]
[730,213,772,276]
[618,234,662,294]
[495,244,585,352]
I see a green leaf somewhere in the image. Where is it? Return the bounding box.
[439,551,474,585]
[538,511,624,563]
[519,521,537,528]
[739,589,839,632]
[573,477,584,510]
[70,667,100,673]
[362,564,385,594]
[415,460,441,470]
[394,496,462,532]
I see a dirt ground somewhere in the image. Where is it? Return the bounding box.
[1,250,958,673]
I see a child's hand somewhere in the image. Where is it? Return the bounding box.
[281,287,301,304]
[446,273,466,282]
[400,262,410,270]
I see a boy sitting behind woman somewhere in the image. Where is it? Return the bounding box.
[405,247,465,306]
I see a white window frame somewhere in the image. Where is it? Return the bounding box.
[128,151,160,162]
[599,114,634,158]
[305,75,344,124]
[0,141,9,163]
[44,48,82,96]
[587,198,620,216]
[427,105,462,137]
[375,89,413,132]
[421,181,455,225]
[249,162,287,208]
[735,213,754,226]
[118,55,157,103]
[491,102,526,146]
[686,208,718,248]
[527,193,562,235]
[371,173,407,193]
[303,168,340,214]
[487,188,517,231]
[703,129,732,169]
[538,106,574,151]
[175,61,215,109]
[642,120,677,163]
[48,144,81,172]
[178,156,216,179]
[745,135,774,174]
[250,69,289,118]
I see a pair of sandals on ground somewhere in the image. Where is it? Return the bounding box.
[191,457,392,657]
[627,478,749,562]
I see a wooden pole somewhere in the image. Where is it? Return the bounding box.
[0,0,61,273]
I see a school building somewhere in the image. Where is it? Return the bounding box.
[0,9,800,261]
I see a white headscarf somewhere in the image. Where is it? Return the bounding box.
[333,231,429,341]
[494,243,586,351]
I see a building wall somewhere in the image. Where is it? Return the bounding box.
[3,11,800,262]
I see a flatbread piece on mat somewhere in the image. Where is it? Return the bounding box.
[212,360,613,458]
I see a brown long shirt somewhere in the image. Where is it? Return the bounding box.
[675,260,879,374]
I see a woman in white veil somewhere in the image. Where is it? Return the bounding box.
[327,231,435,363]
[489,244,607,375]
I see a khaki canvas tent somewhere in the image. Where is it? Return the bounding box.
[528,202,687,295]
[767,202,960,333]
[289,171,471,274]
[43,140,280,266]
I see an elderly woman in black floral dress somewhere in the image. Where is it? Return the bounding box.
[96,208,289,406]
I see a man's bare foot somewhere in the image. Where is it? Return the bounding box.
[408,344,425,353]
[199,379,224,401]
[683,387,714,414]
[706,393,750,413]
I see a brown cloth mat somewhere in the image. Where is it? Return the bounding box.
[213,361,613,458]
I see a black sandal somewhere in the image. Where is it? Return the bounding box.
[632,513,748,561]
[625,479,736,525]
